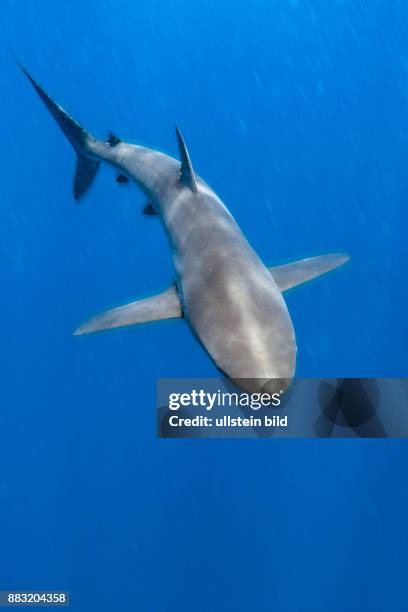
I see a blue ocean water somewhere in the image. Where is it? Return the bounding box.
[1,0,407,609]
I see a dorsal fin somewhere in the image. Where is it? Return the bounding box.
[175,126,197,193]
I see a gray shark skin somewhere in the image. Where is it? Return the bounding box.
[20,65,350,395]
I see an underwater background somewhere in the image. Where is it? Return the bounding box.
[1,0,408,610]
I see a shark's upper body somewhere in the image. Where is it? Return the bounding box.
[20,65,349,394]
[90,137,296,393]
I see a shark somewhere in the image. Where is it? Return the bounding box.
[20,65,349,395]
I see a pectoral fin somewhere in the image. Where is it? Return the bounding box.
[74,285,182,336]
[270,253,350,292]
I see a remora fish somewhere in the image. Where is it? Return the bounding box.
[20,65,349,394]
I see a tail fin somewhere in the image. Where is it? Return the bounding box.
[18,63,100,200]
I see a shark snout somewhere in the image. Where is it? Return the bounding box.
[231,376,292,396]
[262,377,292,397]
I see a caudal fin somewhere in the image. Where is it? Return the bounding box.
[18,62,100,200]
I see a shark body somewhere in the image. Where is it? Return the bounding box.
[20,66,349,394]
